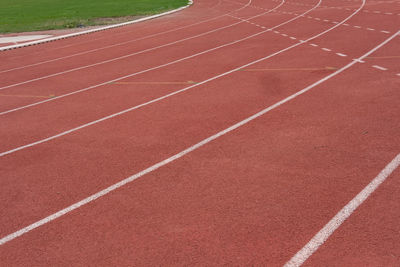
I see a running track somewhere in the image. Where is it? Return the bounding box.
[0,0,399,265]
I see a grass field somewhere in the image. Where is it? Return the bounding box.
[0,0,188,33]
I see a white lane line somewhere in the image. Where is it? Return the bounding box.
[367,28,375,31]
[0,0,284,91]
[380,30,390,33]
[290,37,296,40]
[285,153,400,267]
[2,25,396,250]
[372,65,388,71]
[354,25,362,28]
[282,33,288,37]
[0,0,253,74]
[322,48,331,52]
[0,0,325,140]
[310,43,318,47]
[397,73,400,77]
[1,0,369,155]
[336,52,347,57]
[5,0,318,115]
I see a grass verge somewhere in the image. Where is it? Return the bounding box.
[0,0,188,33]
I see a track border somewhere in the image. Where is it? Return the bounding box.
[0,0,193,52]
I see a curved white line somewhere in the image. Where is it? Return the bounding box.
[0,0,251,73]
[0,0,280,91]
[0,0,367,156]
[3,16,399,251]
[285,152,400,267]
[0,0,318,115]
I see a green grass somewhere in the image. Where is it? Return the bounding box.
[0,0,188,33]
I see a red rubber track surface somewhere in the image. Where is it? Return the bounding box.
[0,0,399,265]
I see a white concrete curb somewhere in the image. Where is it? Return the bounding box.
[0,0,193,52]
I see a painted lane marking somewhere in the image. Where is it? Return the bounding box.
[336,53,347,57]
[372,65,388,71]
[380,30,390,33]
[353,59,365,63]
[5,0,323,115]
[0,0,253,73]
[322,48,331,52]
[310,43,318,47]
[1,0,373,156]
[285,153,400,267]
[290,36,297,40]
[0,0,326,142]
[3,26,397,251]
[0,0,284,91]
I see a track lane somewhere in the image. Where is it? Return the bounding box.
[0,49,399,264]
[8,1,378,154]
[0,1,284,89]
[4,0,393,157]
[0,0,251,69]
[0,1,324,115]
[2,10,371,239]
[301,168,400,266]
[3,0,390,113]
[1,0,399,264]
[6,3,399,246]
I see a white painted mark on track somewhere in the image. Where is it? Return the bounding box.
[1,26,397,250]
[0,1,323,150]
[372,65,388,71]
[0,0,252,73]
[1,0,374,156]
[284,153,400,267]
[1,0,323,115]
[0,0,281,91]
